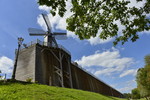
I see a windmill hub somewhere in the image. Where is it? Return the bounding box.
[28,14,67,47]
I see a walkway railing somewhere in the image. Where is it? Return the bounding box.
[20,39,71,55]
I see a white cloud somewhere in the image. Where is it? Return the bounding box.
[88,36,114,45]
[76,48,133,68]
[118,80,136,93]
[75,48,134,76]
[127,0,146,8]
[94,68,120,76]
[0,56,13,75]
[138,30,150,35]
[120,69,137,78]
[119,86,134,93]
[38,5,51,12]
[143,31,150,34]
[37,15,47,31]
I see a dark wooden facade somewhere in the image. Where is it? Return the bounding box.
[71,63,123,97]
[15,43,123,98]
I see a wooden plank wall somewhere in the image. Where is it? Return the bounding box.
[71,63,124,98]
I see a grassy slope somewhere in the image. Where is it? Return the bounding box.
[0,82,126,100]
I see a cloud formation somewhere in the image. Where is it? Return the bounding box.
[75,48,134,76]
[127,0,146,8]
[38,5,51,12]
[76,48,133,68]
[118,80,137,93]
[0,56,13,77]
[120,69,137,78]
[87,33,114,45]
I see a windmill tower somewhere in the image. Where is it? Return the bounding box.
[15,14,73,88]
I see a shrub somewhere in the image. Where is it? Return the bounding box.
[26,78,33,82]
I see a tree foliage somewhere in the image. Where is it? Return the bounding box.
[38,0,150,45]
[136,54,150,98]
[131,88,140,99]
[0,70,2,79]
[145,54,150,65]
[123,93,131,99]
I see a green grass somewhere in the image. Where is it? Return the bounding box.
[0,81,126,100]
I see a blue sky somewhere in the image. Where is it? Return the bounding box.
[0,0,150,93]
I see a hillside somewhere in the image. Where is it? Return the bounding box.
[0,81,126,100]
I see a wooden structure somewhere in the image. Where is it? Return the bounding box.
[15,40,123,98]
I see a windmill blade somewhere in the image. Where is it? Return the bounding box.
[42,14,52,32]
[28,28,46,36]
[55,35,67,40]
[29,33,46,36]
[52,37,58,47]
[53,32,67,35]
[53,32,67,40]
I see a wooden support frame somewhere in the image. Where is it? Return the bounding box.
[41,48,73,88]
[67,57,73,88]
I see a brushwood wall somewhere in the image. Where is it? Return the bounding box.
[71,63,123,98]
[15,43,123,98]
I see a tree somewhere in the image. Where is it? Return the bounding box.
[38,0,150,45]
[131,88,140,99]
[136,55,150,99]
[0,70,2,79]
[145,54,150,65]
[123,93,131,99]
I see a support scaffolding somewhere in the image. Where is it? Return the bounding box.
[41,48,73,88]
